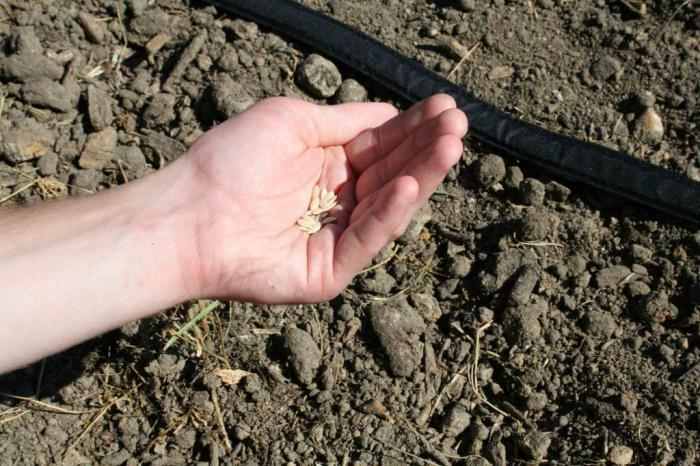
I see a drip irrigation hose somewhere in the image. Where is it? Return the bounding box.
[204,0,700,224]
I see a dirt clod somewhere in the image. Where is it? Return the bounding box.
[634,291,678,324]
[280,327,321,385]
[212,74,255,118]
[590,54,622,81]
[296,54,342,98]
[634,107,664,143]
[87,85,114,131]
[1,118,54,164]
[78,12,105,44]
[474,154,506,188]
[518,430,551,460]
[335,78,367,103]
[369,299,426,377]
[609,445,634,465]
[520,178,546,206]
[21,77,80,113]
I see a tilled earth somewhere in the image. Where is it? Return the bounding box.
[1,1,699,465]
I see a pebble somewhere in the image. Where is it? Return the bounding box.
[37,153,59,176]
[145,32,170,55]
[79,127,118,170]
[21,77,80,112]
[633,90,656,109]
[456,0,476,11]
[71,169,101,192]
[78,12,105,44]
[369,300,426,377]
[212,74,255,118]
[590,54,622,81]
[630,244,653,263]
[504,165,524,189]
[440,403,471,437]
[473,154,506,188]
[87,85,114,131]
[634,107,664,143]
[335,79,367,103]
[634,291,678,324]
[280,327,321,385]
[518,430,551,460]
[449,255,473,278]
[141,130,186,165]
[296,54,342,98]
[594,265,631,289]
[226,19,258,40]
[520,178,546,206]
[608,445,634,465]
[546,181,571,201]
[1,118,54,164]
[626,280,651,297]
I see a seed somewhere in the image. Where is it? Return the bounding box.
[298,185,338,234]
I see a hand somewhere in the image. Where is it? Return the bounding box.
[179,94,468,303]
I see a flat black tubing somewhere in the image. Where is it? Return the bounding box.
[204,0,700,224]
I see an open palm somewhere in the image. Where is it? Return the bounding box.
[183,95,467,303]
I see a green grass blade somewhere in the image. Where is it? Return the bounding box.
[163,300,220,350]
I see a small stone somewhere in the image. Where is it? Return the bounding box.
[520,178,546,206]
[78,12,105,44]
[518,430,551,460]
[21,78,80,112]
[582,310,617,338]
[145,32,170,55]
[440,404,471,437]
[546,181,571,201]
[71,169,101,192]
[296,54,342,98]
[212,74,255,118]
[369,300,426,377]
[1,118,54,164]
[608,445,634,465]
[634,291,678,324]
[37,153,59,176]
[450,255,473,278]
[626,280,650,298]
[633,90,655,108]
[658,343,674,363]
[594,265,632,289]
[79,127,118,169]
[335,79,367,103]
[504,165,524,189]
[227,19,258,40]
[456,0,476,11]
[0,53,64,82]
[473,154,506,188]
[115,145,149,178]
[141,130,186,164]
[359,399,392,421]
[630,244,653,263]
[280,327,321,385]
[634,107,664,143]
[590,54,621,81]
[87,85,114,131]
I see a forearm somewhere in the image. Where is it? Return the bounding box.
[0,158,200,373]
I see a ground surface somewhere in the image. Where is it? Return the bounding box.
[1,0,699,465]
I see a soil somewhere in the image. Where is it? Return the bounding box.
[1,0,699,465]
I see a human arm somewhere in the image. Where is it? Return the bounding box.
[0,94,467,373]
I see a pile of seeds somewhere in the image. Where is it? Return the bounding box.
[297,186,338,234]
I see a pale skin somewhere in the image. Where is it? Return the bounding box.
[0,94,468,374]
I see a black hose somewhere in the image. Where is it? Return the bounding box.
[204,0,700,224]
